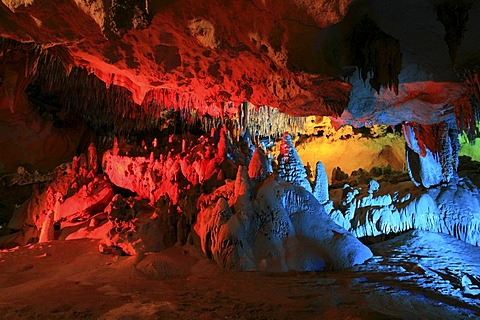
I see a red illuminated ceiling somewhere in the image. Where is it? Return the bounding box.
[0,0,479,123]
[0,0,353,117]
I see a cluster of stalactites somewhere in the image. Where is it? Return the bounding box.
[178,105,308,148]
[348,16,402,95]
[0,38,211,133]
[456,68,480,141]
[403,120,460,183]
[199,102,308,144]
[29,54,210,133]
[234,103,307,141]
[2,38,310,137]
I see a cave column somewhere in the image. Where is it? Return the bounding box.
[403,120,459,188]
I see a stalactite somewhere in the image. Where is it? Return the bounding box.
[447,118,461,172]
[347,16,402,94]
[454,96,478,142]
[440,128,454,181]
[456,68,480,142]
[403,122,444,159]
[435,0,473,62]
[29,56,208,133]
[231,103,307,141]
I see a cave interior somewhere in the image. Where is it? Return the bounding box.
[1,0,480,319]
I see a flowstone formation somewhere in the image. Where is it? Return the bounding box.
[403,119,460,188]
[195,171,372,271]
[327,174,480,246]
[319,124,480,247]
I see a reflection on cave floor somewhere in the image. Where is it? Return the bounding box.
[0,230,478,320]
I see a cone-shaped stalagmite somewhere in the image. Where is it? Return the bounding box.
[218,125,228,160]
[276,133,312,193]
[313,161,329,204]
[248,147,269,182]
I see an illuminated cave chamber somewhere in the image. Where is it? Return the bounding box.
[1,0,480,279]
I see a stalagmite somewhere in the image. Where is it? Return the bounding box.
[234,166,250,197]
[276,133,312,193]
[248,147,269,182]
[87,141,98,173]
[38,211,54,243]
[195,174,373,272]
[217,126,228,159]
[313,161,329,204]
[38,187,62,243]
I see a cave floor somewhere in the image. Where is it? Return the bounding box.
[0,231,479,320]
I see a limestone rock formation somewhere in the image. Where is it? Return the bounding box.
[5,151,114,245]
[248,147,270,182]
[276,133,312,193]
[313,161,329,204]
[403,120,460,188]
[102,133,229,205]
[0,0,353,118]
[98,195,178,256]
[327,175,480,246]
[195,175,373,271]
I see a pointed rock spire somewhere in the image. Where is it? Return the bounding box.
[313,161,329,204]
[235,165,250,197]
[248,147,269,182]
[276,133,312,192]
[218,125,228,159]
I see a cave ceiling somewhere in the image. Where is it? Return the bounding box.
[0,0,479,126]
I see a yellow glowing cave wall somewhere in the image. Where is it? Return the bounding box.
[276,117,407,183]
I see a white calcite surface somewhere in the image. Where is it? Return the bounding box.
[313,161,329,204]
[329,177,480,247]
[195,172,373,272]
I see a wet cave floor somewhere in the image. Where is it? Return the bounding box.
[0,230,479,320]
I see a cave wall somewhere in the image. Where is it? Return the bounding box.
[0,92,83,173]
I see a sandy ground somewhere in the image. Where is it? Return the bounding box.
[0,230,479,320]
